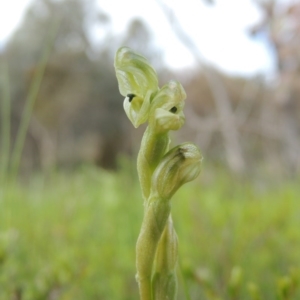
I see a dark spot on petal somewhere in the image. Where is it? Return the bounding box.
[170,107,177,113]
[175,148,186,160]
[127,94,136,102]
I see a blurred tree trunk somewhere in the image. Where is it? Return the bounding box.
[251,1,300,175]
[28,116,57,171]
[280,97,300,175]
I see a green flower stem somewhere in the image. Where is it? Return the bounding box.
[137,126,170,201]
[152,216,178,300]
[114,47,202,300]
[137,125,176,300]
[136,197,171,300]
[136,143,201,300]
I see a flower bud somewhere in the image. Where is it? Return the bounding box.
[149,81,186,133]
[114,47,159,127]
[151,143,202,200]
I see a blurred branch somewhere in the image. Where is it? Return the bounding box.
[0,61,11,182]
[156,0,245,174]
[234,81,261,126]
[251,0,300,173]
[241,121,280,140]
[9,18,61,179]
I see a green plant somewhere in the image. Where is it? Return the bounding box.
[0,18,60,185]
[0,62,11,182]
[9,19,60,180]
[114,47,202,300]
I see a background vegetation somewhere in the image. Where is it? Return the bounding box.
[1,167,300,299]
[0,0,299,299]
[1,0,299,176]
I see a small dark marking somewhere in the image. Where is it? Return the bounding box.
[127,93,136,102]
[170,106,177,113]
[174,147,187,160]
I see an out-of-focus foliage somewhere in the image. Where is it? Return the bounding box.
[0,0,299,178]
[249,0,300,174]
[0,166,299,299]
[1,1,299,299]
[0,0,159,172]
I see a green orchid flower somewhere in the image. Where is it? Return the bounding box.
[149,80,186,133]
[114,47,159,128]
[136,81,187,200]
[114,47,202,300]
[150,142,202,200]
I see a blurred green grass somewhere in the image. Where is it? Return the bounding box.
[0,166,299,300]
